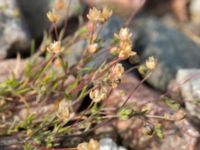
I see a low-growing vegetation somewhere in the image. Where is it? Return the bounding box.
[0,2,184,149]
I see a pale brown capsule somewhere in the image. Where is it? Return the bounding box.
[145,56,157,70]
[47,9,59,23]
[87,7,101,22]
[143,123,154,136]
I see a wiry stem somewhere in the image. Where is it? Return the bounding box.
[120,72,152,108]
[53,23,59,40]
[64,0,72,34]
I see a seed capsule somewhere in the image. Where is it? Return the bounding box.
[143,123,154,136]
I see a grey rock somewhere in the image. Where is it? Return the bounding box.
[67,16,123,68]
[0,0,30,59]
[87,16,123,69]
[17,0,84,38]
[100,138,127,150]
[99,16,123,40]
[176,69,200,119]
[100,138,118,150]
[67,40,87,67]
[134,18,200,91]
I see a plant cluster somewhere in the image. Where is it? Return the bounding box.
[0,2,183,149]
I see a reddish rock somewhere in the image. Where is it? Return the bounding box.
[105,73,200,150]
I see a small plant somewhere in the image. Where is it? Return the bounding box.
[0,2,183,149]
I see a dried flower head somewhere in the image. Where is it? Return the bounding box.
[55,0,65,10]
[57,100,70,122]
[138,65,147,75]
[118,42,136,59]
[77,139,100,150]
[87,7,112,23]
[111,63,124,77]
[88,43,98,54]
[89,86,108,102]
[115,28,132,41]
[26,129,33,137]
[87,7,101,22]
[145,56,157,70]
[77,142,89,150]
[163,113,170,120]
[112,27,136,59]
[108,63,124,88]
[143,123,154,136]
[110,47,119,55]
[47,9,59,23]
[99,7,112,23]
[88,139,100,150]
[47,41,63,54]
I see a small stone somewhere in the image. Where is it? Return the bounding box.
[0,0,30,59]
[17,0,85,38]
[86,16,123,69]
[176,69,200,120]
[100,138,122,150]
[66,16,123,68]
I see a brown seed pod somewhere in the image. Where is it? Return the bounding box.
[143,123,154,136]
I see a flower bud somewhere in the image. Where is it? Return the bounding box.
[47,9,59,23]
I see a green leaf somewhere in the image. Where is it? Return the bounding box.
[58,55,68,74]
[164,97,180,110]
[15,88,30,95]
[137,110,148,116]
[68,79,79,90]
[25,61,32,78]
[80,67,93,73]
[78,85,88,99]
[118,108,132,120]
[18,113,36,129]
[6,78,19,88]
[31,40,36,56]
[111,36,119,45]
[91,103,98,115]
[155,124,164,139]
[34,137,42,145]
[24,142,34,150]
[77,27,88,36]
